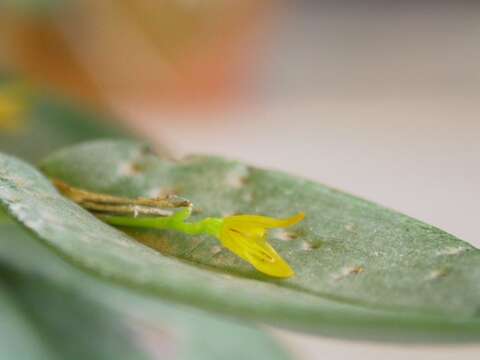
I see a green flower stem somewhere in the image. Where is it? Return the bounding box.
[99,208,223,238]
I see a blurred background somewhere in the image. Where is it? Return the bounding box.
[1,1,479,359]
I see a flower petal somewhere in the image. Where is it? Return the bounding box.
[220,229,295,278]
[224,212,304,230]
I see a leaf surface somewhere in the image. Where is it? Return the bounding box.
[0,214,291,360]
[1,141,479,341]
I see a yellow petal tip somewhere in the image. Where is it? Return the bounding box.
[269,264,295,279]
[284,212,305,226]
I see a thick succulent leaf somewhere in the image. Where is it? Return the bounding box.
[0,281,57,360]
[0,215,150,360]
[0,267,151,360]
[1,142,480,341]
[0,214,291,360]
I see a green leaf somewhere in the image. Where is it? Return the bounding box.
[0,1,73,16]
[0,280,57,360]
[0,267,151,360]
[0,213,151,360]
[0,78,290,358]
[0,215,291,360]
[0,76,140,162]
[1,140,480,341]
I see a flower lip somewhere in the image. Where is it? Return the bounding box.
[217,212,304,278]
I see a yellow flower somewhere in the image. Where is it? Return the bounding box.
[0,84,26,132]
[216,213,304,278]
[74,178,307,279]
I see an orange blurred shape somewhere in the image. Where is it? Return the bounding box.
[0,1,271,112]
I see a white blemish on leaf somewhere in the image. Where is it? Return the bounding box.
[300,241,313,251]
[146,187,176,198]
[436,247,467,256]
[272,229,297,241]
[225,164,249,189]
[345,223,355,232]
[426,268,449,280]
[118,162,142,177]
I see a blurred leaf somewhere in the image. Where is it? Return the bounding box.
[0,76,136,162]
[0,0,70,14]
[0,213,149,360]
[0,280,57,360]
[0,267,151,360]
[0,213,291,360]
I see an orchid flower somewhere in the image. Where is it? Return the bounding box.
[102,207,303,278]
[55,180,304,278]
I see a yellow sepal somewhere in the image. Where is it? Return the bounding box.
[217,213,304,278]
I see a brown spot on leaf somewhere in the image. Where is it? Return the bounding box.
[334,266,364,281]
[119,161,144,176]
[426,268,449,281]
